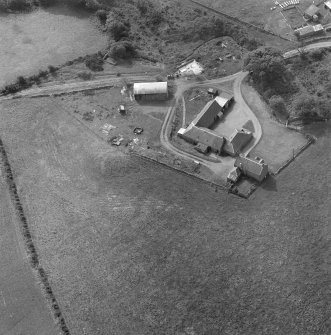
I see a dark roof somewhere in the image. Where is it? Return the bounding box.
[223,128,253,155]
[305,4,320,17]
[194,99,223,128]
[184,125,224,151]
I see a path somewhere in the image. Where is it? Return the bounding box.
[0,74,154,101]
[283,40,331,58]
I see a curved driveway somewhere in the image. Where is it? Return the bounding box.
[160,71,262,174]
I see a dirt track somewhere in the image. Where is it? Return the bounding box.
[160,72,263,177]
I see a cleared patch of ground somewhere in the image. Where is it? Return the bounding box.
[0,96,330,335]
[241,81,308,172]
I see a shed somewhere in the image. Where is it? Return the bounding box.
[234,155,268,182]
[304,4,320,20]
[227,167,242,183]
[133,82,168,101]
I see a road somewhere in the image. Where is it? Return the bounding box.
[283,40,331,58]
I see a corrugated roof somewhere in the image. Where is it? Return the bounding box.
[133,82,168,95]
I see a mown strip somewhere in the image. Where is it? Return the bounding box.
[0,137,70,335]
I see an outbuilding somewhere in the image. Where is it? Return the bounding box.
[133,82,168,101]
[294,24,324,39]
[304,4,320,21]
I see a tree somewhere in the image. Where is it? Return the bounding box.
[294,94,318,118]
[269,95,287,116]
[111,41,136,60]
[108,21,129,41]
[244,47,286,83]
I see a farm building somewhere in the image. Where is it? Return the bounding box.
[223,128,253,156]
[234,155,268,182]
[325,1,331,10]
[227,167,242,183]
[304,4,321,20]
[193,93,234,128]
[133,82,168,101]
[294,24,324,39]
[176,60,204,76]
[178,125,225,154]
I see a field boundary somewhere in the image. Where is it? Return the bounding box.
[129,150,232,192]
[189,0,292,42]
[0,137,70,335]
[271,135,315,175]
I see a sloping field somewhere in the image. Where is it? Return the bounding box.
[0,97,329,334]
[0,7,107,87]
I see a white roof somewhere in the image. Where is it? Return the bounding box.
[326,1,331,9]
[214,96,229,108]
[133,82,168,95]
[178,60,204,75]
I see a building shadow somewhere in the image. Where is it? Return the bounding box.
[261,174,278,192]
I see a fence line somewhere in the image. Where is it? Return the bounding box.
[189,0,292,41]
[271,135,315,175]
[0,137,71,335]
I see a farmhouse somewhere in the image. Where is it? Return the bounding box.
[234,155,268,182]
[223,128,253,156]
[294,24,324,39]
[133,82,168,101]
[304,4,320,21]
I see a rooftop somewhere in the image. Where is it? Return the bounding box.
[234,155,268,177]
[133,82,168,95]
[305,4,320,17]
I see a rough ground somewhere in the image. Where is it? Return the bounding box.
[0,174,57,335]
[0,96,330,335]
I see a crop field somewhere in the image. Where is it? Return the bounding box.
[0,95,329,335]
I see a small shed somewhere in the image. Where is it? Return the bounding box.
[304,4,320,20]
[133,82,168,101]
[227,167,242,183]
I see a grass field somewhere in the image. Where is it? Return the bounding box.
[0,95,329,334]
[241,81,308,172]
